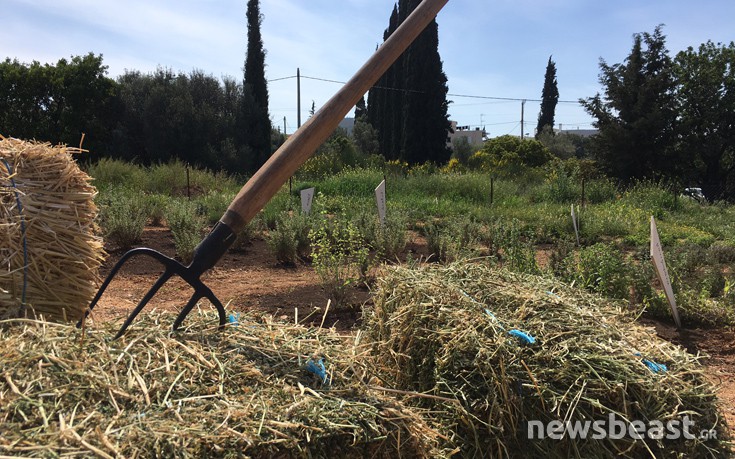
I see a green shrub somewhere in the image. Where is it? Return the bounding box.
[258,190,296,231]
[562,243,632,300]
[546,239,575,278]
[266,212,314,264]
[374,212,408,260]
[310,217,370,305]
[98,186,148,249]
[708,241,735,264]
[353,209,408,261]
[195,191,234,225]
[700,265,726,298]
[648,288,735,327]
[231,220,258,252]
[585,177,617,204]
[166,200,205,264]
[422,221,450,263]
[87,158,146,190]
[535,164,578,203]
[267,217,299,265]
[622,181,680,218]
[489,219,539,274]
[144,194,170,226]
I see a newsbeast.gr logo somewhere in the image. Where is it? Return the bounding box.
[526,414,717,441]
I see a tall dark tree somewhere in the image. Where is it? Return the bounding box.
[367,1,450,164]
[368,4,402,160]
[240,0,272,172]
[675,41,735,199]
[535,56,559,138]
[401,0,451,164]
[582,26,679,183]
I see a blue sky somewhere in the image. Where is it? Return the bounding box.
[3,0,734,137]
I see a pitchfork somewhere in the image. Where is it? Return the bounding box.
[77,0,449,338]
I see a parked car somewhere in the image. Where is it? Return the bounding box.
[683,187,706,203]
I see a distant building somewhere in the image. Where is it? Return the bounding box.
[448,121,486,149]
[556,127,598,138]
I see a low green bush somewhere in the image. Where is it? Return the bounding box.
[87,158,146,190]
[310,216,370,306]
[144,194,170,226]
[489,219,539,274]
[166,200,205,264]
[98,186,148,249]
[195,191,234,225]
[266,212,314,265]
[561,242,632,300]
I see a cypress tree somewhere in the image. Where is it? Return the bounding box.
[366,44,383,147]
[385,5,402,160]
[368,5,402,160]
[401,0,450,164]
[536,56,559,138]
[241,0,272,172]
[367,1,450,164]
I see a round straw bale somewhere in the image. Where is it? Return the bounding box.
[363,261,732,458]
[0,137,105,322]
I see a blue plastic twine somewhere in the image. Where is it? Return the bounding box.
[642,359,668,373]
[508,329,536,345]
[634,353,668,373]
[228,312,240,326]
[305,357,329,384]
[463,290,537,346]
[2,159,28,309]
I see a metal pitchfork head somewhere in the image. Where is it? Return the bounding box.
[77,222,236,338]
[76,0,448,339]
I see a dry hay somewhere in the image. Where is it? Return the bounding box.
[0,137,105,322]
[363,261,732,458]
[0,309,441,458]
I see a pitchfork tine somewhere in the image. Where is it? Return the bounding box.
[78,222,237,338]
[171,282,226,332]
[113,270,172,339]
[76,247,175,328]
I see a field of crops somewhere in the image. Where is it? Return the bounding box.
[91,158,735,327]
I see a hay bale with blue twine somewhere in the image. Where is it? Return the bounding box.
[0,136,105,322]
[0,308,443,457]
[363,261,731,458]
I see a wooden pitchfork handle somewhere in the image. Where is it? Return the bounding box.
[79,0,449,337]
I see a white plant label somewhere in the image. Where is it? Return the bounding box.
[300,187,315,215]
[650,216,681,329]
[375,179,386,225]
[571,204,580,246]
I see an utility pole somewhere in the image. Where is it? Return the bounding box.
[296,68,302,128]
[520,99,526,140]
[283,116,287,136]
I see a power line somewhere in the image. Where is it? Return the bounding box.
[300,74,424,94]
[267,75,296,83]
[448,92,581,104]
[270,72,585,103]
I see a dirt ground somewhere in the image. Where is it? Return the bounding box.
[89,226,735,433]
